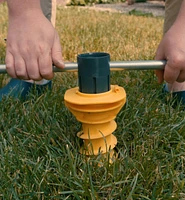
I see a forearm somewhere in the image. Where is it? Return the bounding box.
[7,0,41,18]
[174,0,185,27]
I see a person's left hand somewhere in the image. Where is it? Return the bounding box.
[155,21,185,84]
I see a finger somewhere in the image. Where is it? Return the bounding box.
[155,70,164,84]
[155,44,165,83]
[163,62,180,84]
[14,55,29,80]
[5,51,16,78]
[176,70,185,82]
[170,55,185,83]
[38,52,53,80]
[25,57,42,81]
[52,32,65,69]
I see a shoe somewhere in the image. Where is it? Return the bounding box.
[0,78,52,101]
[171,91,185,105]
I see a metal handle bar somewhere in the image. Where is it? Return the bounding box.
[0,60,166,74]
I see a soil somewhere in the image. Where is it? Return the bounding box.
[84,1,165,17]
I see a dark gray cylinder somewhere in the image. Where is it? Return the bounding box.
[77,52,110,94]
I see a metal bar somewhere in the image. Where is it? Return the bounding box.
[0,60,166,74]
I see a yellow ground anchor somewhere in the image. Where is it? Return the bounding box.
[64,85,126,162]
[64,52,126,163]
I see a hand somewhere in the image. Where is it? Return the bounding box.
[5,10,65,80]
[155,22,185,84]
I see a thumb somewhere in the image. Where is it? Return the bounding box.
[155,45,165,84]
[52,32,65,69]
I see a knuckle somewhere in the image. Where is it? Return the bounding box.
[41,70,51,76]
[29,74,42,81]
[5,63,12,70]
[38,45,45,54]
[40,70,53,79]
[164,77,173,84]
[16,70,25,77]
[7,43,17,52]
[170,54,185,69]
[20,46,33,57]
[38,43,49,55]
[6,67,15,78]
[21,47,30,56]
[15,66,26,77]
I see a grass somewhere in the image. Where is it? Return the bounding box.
[0,3,185,200]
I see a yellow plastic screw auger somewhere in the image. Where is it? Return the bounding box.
[64,52,126,162]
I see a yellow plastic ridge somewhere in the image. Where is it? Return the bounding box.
[64,85,126,160]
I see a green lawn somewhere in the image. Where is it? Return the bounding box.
[1,4,185,200]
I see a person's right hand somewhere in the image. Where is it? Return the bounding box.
[5,9,65,81]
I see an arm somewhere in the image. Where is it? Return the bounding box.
[6,0,64,80]
[155,0,185,84]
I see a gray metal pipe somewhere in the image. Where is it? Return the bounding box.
[0,60,166,74]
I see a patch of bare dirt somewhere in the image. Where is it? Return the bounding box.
[87,1,165,17]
